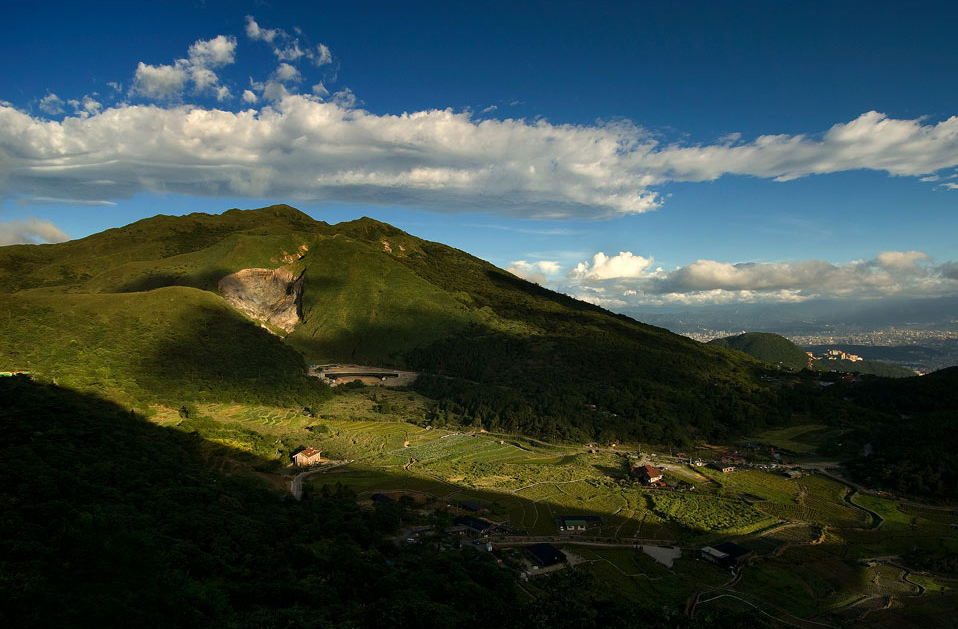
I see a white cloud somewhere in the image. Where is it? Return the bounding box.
[312,43,332,66]
[274,63,301,83]
[5,99,958,219]
[38,92,64,115]
[875,250,931,273]
[242,89,258,104]
[940,182,958,190]
[133,35,237,100]
[0,217,70,245]
[215,86,231,102]
[245,16,280,43]
[276,42,305,62]
[262,81,291,102]
[188,35,237,68]
[245,15,333,68]
[507,259,561,284]
[568,251,654,280]
[330,88,357,108]
[312,82,329,98]
[133,62,188,99]
[558,249,956,306]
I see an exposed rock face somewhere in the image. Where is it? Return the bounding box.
[218,268,305,332]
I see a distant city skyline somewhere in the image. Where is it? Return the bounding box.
[2,0,957,310]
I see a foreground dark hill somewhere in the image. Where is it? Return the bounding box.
[708,332,914,378]
[0,376,770,629]
[0,205,787,442]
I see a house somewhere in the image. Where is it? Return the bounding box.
[700,541,754,569]
[453,515,495,535]
[457,500,484,513]
[293,447,323,466]
[710,462,735,473]
[720,454,746,465]
[558,515,601,532]
[632,464,664,484]
[784,469,805,479]
[526,543,566,567]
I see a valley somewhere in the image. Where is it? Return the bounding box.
[145,384,958,628]
[3,206,956,628]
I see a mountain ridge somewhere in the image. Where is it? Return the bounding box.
[1,205,781,443]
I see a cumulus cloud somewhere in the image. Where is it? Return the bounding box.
[245,16,280,43]
[246,16,333,67]
[133,62,188,99]
[38,92,64,115]
[0,217,70,245]
[274,63,301,83]
[5,98,958,218]
[569,251,654,280]
[507,259,561,284]
[312,43,333,67]
[559,249,957,306]
[242,89,258,104]
[132,35,237,100]
[187,35,237,68]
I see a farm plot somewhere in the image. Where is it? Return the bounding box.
[755,424,828,453]
[700,468,801,504]
[648,492,776,536]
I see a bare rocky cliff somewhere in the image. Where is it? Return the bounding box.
[218,268,305,332]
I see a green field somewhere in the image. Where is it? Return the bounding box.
[143,385,958,627]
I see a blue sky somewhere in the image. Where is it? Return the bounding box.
[2,0,958,309]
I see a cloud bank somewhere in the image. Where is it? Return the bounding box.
[555,249,958,307]
[5,16,958,217]
[0,217,70,245]
[5,99,958,217]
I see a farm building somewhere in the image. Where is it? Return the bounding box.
[371,493,395,504]
[558,515,601,532]
[784,469,805,479]
[700,541,754,569]
[710,462,735,473]
[453,515,495,535]
[632,464,664,484]
[526,543,566,567]
[293,447,323,466]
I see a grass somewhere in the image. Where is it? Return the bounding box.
[755,424,827,453]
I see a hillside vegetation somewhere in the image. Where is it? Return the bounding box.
[2,205,796,443]
[709,332,914,378]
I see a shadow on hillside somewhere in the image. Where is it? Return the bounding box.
[113,268,234,294]
[129,304,330,407]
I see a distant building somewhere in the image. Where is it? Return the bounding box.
[293,447,323,466]
[526,543,566,567]
[632,464,664,484]
[710,462,735,473]
[457,500,484,513]
[700,541,754,569]
[371,493,395,504]
[453,515,495,535]
[558,515,601,532]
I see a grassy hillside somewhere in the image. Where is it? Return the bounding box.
[0,205,793,443]
[709,332,915,378]
[709,332,810,369]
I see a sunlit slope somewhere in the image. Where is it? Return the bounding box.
[0,286,329,409]
[0,204,780,440]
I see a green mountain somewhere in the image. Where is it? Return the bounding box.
[708,332,810,369]
[1,205,786,443]
[708,332,915,378]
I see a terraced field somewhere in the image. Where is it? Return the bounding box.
[178,388,956,626]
